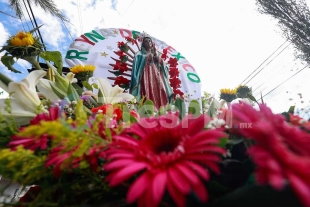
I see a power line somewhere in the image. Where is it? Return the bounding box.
[239,40,289,85]
[244,42,292,86]
[121,0,135,16]
[0,10,18,19]
[76,0,83,34]
[257,64,309,101]
[22,0,39,37]
[25,0,46,51]
[251,59,297,95]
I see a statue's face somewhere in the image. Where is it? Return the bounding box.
[143,38,152,50]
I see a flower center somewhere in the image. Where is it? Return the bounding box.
[145,129,182,154]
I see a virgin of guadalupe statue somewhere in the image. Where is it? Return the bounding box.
[129,33,174,109]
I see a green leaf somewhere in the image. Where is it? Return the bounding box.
[82,81,93,91]
[92,83,98,89]
[247,93,259,105]
[0,56,21,73]
[207,100,215,117]
[29,25,43,34]
[188,100,201,117]
[158,106,166,116]
[138,99,154,118]
[0,72,13,91]
[174,97,186,119]
[218,137,228,147]
[39,51,63,74]
[71,83,84,96]
[66,84,80,102]
[260,92,264,105]
[288,105,295,114]
[97,89,104,105]
[50,83,66,99]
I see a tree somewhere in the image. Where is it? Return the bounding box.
[8,0,67,22]
[255,0,310,64]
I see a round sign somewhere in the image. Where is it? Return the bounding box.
[65,28,202,105]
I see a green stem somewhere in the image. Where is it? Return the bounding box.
[22,56,43,70]
[0,72,13,92]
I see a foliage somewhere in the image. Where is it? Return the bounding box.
[255,0,310,64]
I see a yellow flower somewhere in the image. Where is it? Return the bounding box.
[70,64,96,74]
[219,88,237,102]
[220,88,237,95]
[10,31,35,46]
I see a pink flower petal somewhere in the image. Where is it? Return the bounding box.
[186,145,226,154]
[112,135,138,146]
[104,159,137,171]
[151,171,167,207]
[174,162,200,186]
[109,162,147,186]
[126,172,150,203]
[287,172,310,207]
[167,166,191,194]
[184,161,210,180]
[167,178,186,207]
[192,181,208,203]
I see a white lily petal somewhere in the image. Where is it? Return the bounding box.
[213,99,221,109]
[45,61,58,73]
[22,70,46,90]
[9,82,41,112]
[37,79,60,101]
[95,78,112,103]
[220,100,227,108]
[65,72,77,83]
[0,99,36,126]
[113,93,135,104]
[107,85,124,103]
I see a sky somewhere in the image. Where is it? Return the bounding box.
[1,0,310,117]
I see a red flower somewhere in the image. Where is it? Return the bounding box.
[169,67,179,79]
[114,76,130,86]
[115,50,124,57]
[85,145,106,172]
[231,103,310,207]
[168,57,178,67]
[125,36,137,45]
[30,107,59,124]
[130,110,140,120]
[169,77,181,89]
[9,107,60,151]
[45,145,81,177]
[173,89,184,99]
[117,41,125,48]
[104,114,226,207]
[289,113,310,131]
[91,104,123,122]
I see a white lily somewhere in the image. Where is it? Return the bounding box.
[95,77,135,104]
[64,72,77,83]
[37,78,61,101]
[0,70,47,125]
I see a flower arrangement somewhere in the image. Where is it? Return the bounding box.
[0,30,309,207]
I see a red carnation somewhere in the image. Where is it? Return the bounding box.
[114,76,130,87]
[169,67,179,79]
[169,77,181,89]
[231,103,310,207]
[104,114,226,207]
[91,104,123,122]
[168,57,178,67]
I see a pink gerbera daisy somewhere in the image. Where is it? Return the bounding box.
[104,113,226,207]
[231,103,310,207]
